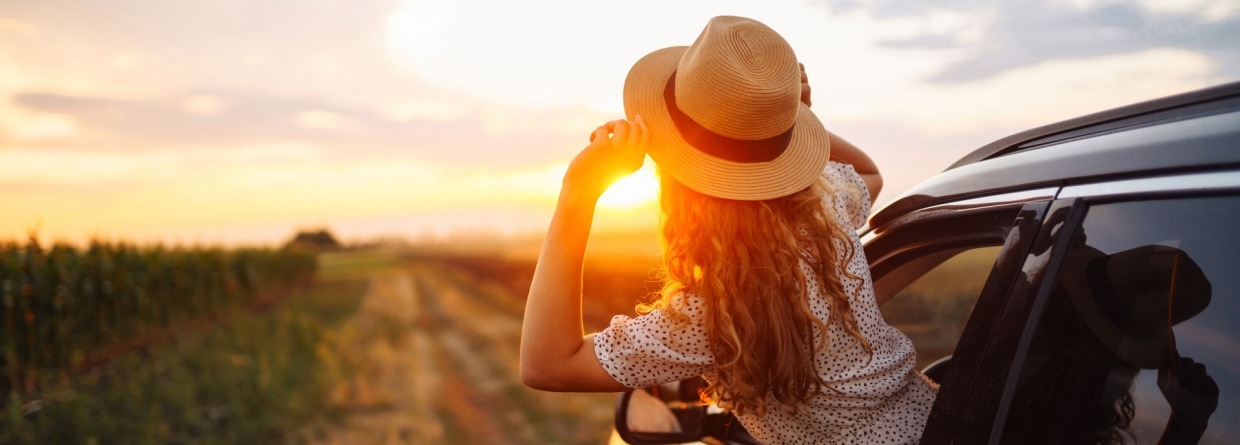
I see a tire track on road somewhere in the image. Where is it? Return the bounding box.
[298,261,614,444]
[411,264,545,444]
[297,270,446,444]
[412,261,615,445]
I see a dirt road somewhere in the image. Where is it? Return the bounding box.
[298,261,615,445]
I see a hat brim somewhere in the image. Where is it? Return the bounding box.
[1060,246,1166,368]
[623,46,831,201]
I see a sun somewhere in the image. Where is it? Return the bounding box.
[597,161,659,210]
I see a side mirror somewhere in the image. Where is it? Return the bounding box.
[921,355,952,383]
[614,380,708,444]
[614,378,760,445]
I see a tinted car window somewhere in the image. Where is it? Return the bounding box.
[999,195,1240,444]
[879,246,1002,368]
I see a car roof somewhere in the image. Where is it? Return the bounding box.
[870,80,1240,228]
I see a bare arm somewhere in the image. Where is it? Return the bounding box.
[520,117,648,392]
[800,63,883,200]
[828,131,883,200]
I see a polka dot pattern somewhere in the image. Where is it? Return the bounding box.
[594,162,938,444]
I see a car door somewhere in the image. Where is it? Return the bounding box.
[863,189,1060,441]
[985,175,1240,445]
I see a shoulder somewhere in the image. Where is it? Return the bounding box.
[824,161,872,229]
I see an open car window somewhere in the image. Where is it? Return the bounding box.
[876,246,1003,368]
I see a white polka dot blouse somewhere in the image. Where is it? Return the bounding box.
[593,162,939,444]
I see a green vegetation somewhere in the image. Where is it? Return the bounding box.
[317,250,404,281]
[2,278,369,444]
[881,246,1003,367]
[0,237,352,444]
[2,238,316,394]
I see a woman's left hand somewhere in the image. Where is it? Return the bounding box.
[562,115,649,200]
[800,63,812,108]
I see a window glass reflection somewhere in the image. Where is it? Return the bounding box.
[1000,196,1240,444]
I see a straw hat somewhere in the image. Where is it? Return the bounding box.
[1060,244,1212,369]
[623,16,830,201]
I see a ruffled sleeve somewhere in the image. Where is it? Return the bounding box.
[593,293,714,389]
[825,161,873,230]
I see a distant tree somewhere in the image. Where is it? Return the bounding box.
[285,228,342,251]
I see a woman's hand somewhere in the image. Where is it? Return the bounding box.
[562,115,649,200]
[800,63,812,108]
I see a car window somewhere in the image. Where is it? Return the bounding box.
[878,246,1003,368]
[998,195,1240,444]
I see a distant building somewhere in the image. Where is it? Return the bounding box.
[285,229,342,251]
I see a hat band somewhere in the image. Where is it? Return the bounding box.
[664,72,794,163]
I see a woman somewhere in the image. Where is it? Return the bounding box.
[520,16,937,444]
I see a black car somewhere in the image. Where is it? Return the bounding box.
[613,80,1240,445]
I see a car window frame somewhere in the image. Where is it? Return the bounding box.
[978,198,1089,444]
[910,199,1060,445]
[863,193,1057,444]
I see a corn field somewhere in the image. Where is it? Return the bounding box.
[0,237,316,401]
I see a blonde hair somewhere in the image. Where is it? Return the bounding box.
[644,171,872,417]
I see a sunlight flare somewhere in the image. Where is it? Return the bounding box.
[597,161,659,210]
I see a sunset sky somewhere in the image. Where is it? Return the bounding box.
[2,0,1237,245]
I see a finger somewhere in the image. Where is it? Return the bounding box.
[613,120,631,144]
[637,114,651,149]
[799,63,812,107]
[625,119,643,153]
[623,118,639,146]
[592,126,609,143]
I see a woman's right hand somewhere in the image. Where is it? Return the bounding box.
[562,115,649,200]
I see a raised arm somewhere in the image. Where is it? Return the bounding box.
[519,117,648,392]
[799,63,882,200]
[827,132,882,200]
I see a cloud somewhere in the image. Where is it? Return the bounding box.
[1,0,624,169]
[295,110,354,130]
[0,18,39,36]
[181,95,224,114]
[826,0,1240,83]
[6,88,609,168]
[843,48,1215,138]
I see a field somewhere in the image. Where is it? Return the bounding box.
[291,255,637,444]
[2,234,995,444]
[1,241,658,445]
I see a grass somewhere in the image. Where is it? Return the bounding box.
[1,273,369,445]
[316,250,405,281]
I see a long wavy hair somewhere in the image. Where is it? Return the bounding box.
[644,171,872,417]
